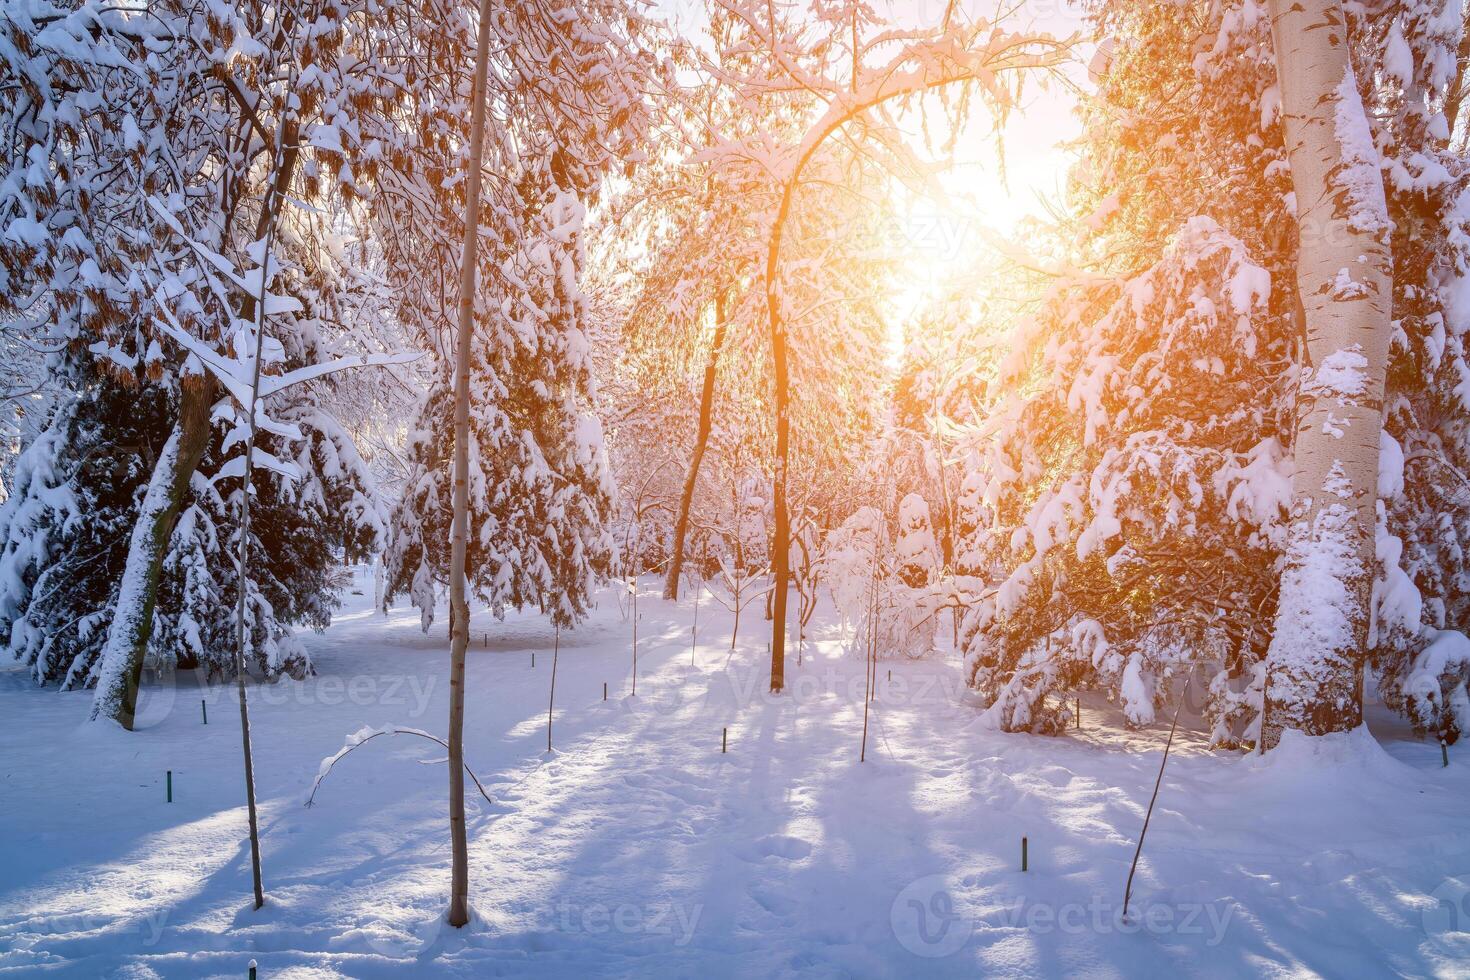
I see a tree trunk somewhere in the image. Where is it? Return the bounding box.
[90,375,215,728]
[766,179,796,695]
[1262,0,1393,748]
[446,0,495,929]
[663,292,729,601]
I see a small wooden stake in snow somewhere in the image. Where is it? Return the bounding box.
[1021,836,1027,872]
[1076,696,1081,730]
[202,699,207,725]
[691,573,700,667]
[603,682,607,702]
[531,651,535,669]
[1443,738,1450,768]
[722,727,727,753]
[166,770,172,803]
[1123,676,1191,918]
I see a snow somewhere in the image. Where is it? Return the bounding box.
[1383,20,1416,88]
[1379,429,1405,501]
[3,571,1469,977]
[1330,69,1393,238]
[1303,345,1369,402]
[1266,500,1365,721]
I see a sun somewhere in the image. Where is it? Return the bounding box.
[878,93,1078,368]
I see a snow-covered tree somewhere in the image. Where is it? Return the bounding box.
[894,493,940,588]
[701,0,1071,692]
[957,218,1287,736]
[953,0,1470,747]
[378,0,664,631]
[0,0,403,726]
[599,10,898,604]
[1262,0,1394,746]
[0,372,379,688]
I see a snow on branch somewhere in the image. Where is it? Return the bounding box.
[142,194,421,423]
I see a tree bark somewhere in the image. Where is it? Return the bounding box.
[767,202,792,694]
[446,0,495,929]
[1263,0,1393,748]
[90,375,216,728]
[663,292,729,601]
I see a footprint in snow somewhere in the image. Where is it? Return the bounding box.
[747,885,800,916]
[736,834,813,862]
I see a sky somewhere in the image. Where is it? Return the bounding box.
[648,0,1093,351]
[649,0,1089,229]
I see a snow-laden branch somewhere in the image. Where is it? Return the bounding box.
[142,196,422,417]
[147,303,420,418]
[305,725,495,808]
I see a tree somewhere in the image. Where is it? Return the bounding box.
[600,10,890,605]
[895,493,940,588]
[664,288,731,600]
[442,0,495,930]
[1260,0,1394,746]
[957,220,1286,735]
[702,0,1071,693]
[368,0,662,919]
[950,0,1470,748]
[0,0,398,728]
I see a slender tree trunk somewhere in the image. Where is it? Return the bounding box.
[547,624,559,753]
[766,179,797,694]
[90,375,215,728]
[664,292,729,600]
[1262,0,1393,748]
[227,118,297,908]
[225,91,303,912]
[446,0,495,929]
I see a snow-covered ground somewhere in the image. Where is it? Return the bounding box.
[2,569,1468,978]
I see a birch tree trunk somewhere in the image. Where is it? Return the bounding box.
[1263,0,1393,748]
[90,375,215,728]
[446,0,495,929]
[663,291,728,601]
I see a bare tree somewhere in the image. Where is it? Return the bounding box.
[445,0,495,929]
[665,290,730,599]
[712,550,772,659]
